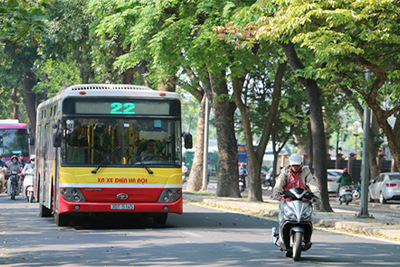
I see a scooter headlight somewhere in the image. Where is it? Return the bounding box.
[303,206,313,220]
[283,205,296,221]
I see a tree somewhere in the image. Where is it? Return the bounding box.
[0,0,49,134]
[225,2,330,210]
[256,0,400,172]
[90,0,262,197]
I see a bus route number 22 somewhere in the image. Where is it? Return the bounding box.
[110,102,136,114]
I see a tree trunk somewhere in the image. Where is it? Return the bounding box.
[157,76,177,92]
[186,94,207,191]
[121,68,134,84]
[283,42,332,212]
[232,62,286,201]
[10,88,19,120]
[21,71,39,138]
[209,72,240,197]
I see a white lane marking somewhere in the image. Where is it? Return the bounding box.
[180,231,204,238]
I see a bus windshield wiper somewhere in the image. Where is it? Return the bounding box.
[91,146,121,174]
[139,159,154,175]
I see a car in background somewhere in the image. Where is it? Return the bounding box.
[368,172,400,204]
[327,169,344,194]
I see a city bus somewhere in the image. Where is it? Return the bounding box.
[35,84,192,226]
[0,120,31,164]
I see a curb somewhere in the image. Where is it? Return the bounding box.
[183,192,400,242]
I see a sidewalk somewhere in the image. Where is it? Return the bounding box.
[183,191,400,242]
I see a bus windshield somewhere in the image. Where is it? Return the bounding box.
[62,118,181,167]
[0,129,29,158]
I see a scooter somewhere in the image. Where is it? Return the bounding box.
[271,188,316,261]
[7,171,21,200]
[23,168,34,203]
[353,184,361,200]
[338,185,353,205]
[261,177,273,190]
[239,177,246,192]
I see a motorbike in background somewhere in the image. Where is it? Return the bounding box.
[7,170,21,200]
[272,188,316,261]
[261,168,274,190]
[23,168,35,203]
[261,177,273,190]
[338,185,353,205]
[239,177,246,192]
[353,184,361,200]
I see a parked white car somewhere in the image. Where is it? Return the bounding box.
[368,172,400,204]
[327,169,344,193]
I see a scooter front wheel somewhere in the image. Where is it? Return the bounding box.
[292,231,303,261]
[10,184,16,200]
[27,191,33,203]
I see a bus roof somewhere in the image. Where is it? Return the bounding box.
[38,84,180,109]
[0,120,28,130]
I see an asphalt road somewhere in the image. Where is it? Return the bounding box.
[1,193,400,266]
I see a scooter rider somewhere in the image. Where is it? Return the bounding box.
[22,155,35,199]
[238,162,248,188]
[22,155,35,174]
[0,154,7,168]
[336,168,354,197]
[273,153,321,200]
[7,155,23,193]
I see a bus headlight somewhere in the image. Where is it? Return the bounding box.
[158,188,181,203]
[60,188,86,202]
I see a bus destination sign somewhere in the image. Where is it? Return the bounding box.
[75,101,170,115]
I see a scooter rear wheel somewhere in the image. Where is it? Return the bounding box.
[292,232,303,261]
[27,191,33,203]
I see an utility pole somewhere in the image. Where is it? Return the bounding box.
[358,70,373,218]
[202,96,210,191]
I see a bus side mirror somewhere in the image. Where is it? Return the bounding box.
[0,136,3,147]
[183,133,193,149]
[53,132,62,147]
[29,136,35,146]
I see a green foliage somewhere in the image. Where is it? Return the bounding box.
[33,59,81,98]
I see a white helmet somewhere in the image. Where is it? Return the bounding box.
[289,153,302,165]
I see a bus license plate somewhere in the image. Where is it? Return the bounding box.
[110,204,135,210]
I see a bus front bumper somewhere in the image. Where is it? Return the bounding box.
[58,197,183,214]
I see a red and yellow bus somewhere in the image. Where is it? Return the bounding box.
[35,84,191,226]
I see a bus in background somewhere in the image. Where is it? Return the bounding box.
[0,120,31,164]
[35,84,192,226]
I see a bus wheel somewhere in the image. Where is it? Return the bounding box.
[39,204,52,217]
[154,213,168,225]
[55,212,69,227]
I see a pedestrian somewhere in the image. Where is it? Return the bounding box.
[336,168,354,197]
